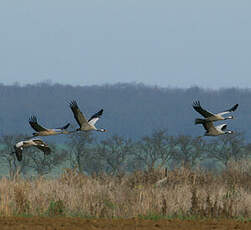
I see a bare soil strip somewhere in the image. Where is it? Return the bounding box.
[0,218,251,230]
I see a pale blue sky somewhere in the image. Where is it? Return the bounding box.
[0,1,251,88]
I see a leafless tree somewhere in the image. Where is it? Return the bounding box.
[95,135,133,175]
[66,131,94,174]
[132,129,174,171]
[27,143,68,176]
[171,135,207,168]
[207,132,248,167]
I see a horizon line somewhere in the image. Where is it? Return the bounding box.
[0,80,249,91]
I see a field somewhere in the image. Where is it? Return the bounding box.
[1,161,251,229]
[1,217,251,230]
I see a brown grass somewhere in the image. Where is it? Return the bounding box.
[1,160,251,218]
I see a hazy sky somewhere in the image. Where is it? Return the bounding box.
[0,1,251,88]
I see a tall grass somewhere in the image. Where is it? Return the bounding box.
[1,160,251,218]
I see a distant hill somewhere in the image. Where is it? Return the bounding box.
[0,82,249,140]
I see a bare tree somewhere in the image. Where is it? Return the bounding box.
[66,131,94,174]
[207,132,248,167]
[27,143,68,176]
[133,129,174,171]
[95,135,133,175]
[171,135,207,168]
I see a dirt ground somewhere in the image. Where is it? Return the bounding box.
[0,217,251,230]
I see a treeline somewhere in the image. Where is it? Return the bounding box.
[0,130,250,177]
[0,82,250,140]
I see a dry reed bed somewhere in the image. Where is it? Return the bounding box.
[1,161,251,218]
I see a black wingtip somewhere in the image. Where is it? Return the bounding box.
[230,104,239,112]
[69,100,78,108]
[62,123,70,130]
[192,100,201,108]
[95,109,104,117]
[29,115,38,123]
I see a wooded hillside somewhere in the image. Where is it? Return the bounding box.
[0,82,248,140]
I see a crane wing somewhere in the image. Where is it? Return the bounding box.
[29,116,48,132]
[14,145,23,161]
[55,123,70,130]
[192,101,215,118]
[69,100,89,128]
[33,140,51,155]
[88,109,104,126]
[218,104,239,116]
[201,120,215,132]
